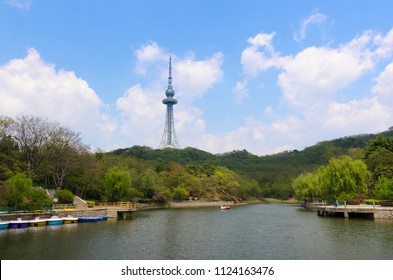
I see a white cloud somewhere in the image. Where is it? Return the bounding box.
[372,62,393,107]
[135,42,164,75]
[174,52,224,100]
[0,48,106,147]
[5,0,31,10]
[241,32,289,77]
[374,28,393,58]
[233,80,249,104]
[278,40,374,108]
[235,27,393,154]
[324,98,392,132]
[293,12,328,42]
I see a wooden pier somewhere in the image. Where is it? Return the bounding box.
[317,204,393,219]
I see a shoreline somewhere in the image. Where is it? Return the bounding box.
[0,199,301,219]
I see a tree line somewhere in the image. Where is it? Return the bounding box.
[0,115,261,210]
[293,135,393,203]
[1,114,392,211]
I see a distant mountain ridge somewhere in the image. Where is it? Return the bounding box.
[110,129,393,198]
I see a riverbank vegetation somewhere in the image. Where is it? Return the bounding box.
[1,114,392,210]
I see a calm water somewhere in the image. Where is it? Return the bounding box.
[1,204,393,260]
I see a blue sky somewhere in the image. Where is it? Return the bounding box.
[1,0,393,155]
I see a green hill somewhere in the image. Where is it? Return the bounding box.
[110,129,393,199]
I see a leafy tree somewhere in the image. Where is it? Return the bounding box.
[293,172,320,201]
[103,167,131,201]
[364,135,393,159]
[374,177,393,200]
[27,188,52,211]
[172,187,188,201]
[5,172,32,209]
[0,135,20,180]
[317,156,369,202]
[54,189,75,204]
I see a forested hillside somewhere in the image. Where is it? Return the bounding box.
[111,128,393,199]
[1,114,392,211]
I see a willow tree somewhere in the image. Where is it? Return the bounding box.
[317,156,369,202]
[103,167,131,202]
[293,172,320,201]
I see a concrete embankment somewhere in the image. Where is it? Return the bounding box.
[316,204,393,219]
[168,201,234,208]
[0,208,109,221]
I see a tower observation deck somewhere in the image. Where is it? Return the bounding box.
[159,54,180,149]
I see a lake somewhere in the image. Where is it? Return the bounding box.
[1,204,393,259]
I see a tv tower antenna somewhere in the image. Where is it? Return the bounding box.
[159,53,180,149]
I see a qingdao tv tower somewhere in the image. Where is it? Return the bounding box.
[159,54,180,149]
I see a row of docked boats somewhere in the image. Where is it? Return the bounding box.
[0,215,108,230]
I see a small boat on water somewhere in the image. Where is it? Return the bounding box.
[0,220,10,230]
[78,216,108,223]
[63,215,78,224]
[220,205,230,210]
[47,216,63,226]
[9,218,29,229]
[78,216,100,223]
[28,216,47,227]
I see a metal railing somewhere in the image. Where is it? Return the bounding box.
[52,204,76,211]
[95,202,136,209]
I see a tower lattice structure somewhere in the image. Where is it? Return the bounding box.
[159,54,180,149]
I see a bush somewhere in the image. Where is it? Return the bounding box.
[54,189,74,204]
[84,200,95,208]
[27,189,52,211]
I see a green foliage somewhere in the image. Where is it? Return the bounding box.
[293,156,370,203]
[5,173,32,209]
[172,187,188,201]
[374,177,393,200]
[54,189,75,204]
[103,167,131,201]
[27,188,52,211]
[84,200,95,208]
[317,156,369,202]
[5,172,52,210]
[2,114,393,206]
[364,135,393,159]
[293,172,320,201]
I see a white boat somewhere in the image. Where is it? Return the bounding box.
[28,216,47,227]
[221,205,230,210]
[63,215,78,224]
[47,216,63,226]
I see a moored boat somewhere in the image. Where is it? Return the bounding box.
[63,215,78,224]
[0,220,10,230]
[28,216,47,227]
[97,216,108,221]
[47,215,63,226]
[78,216,100,223]
[9,217,29,229]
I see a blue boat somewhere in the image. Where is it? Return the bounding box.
[47,216,63,226]
[97,216,108,221]
[0,221,9,230]
[78,217,100,223]
[9,218,28,229]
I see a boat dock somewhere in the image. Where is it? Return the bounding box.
[316,204,393,219]
[0,201,137,221]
